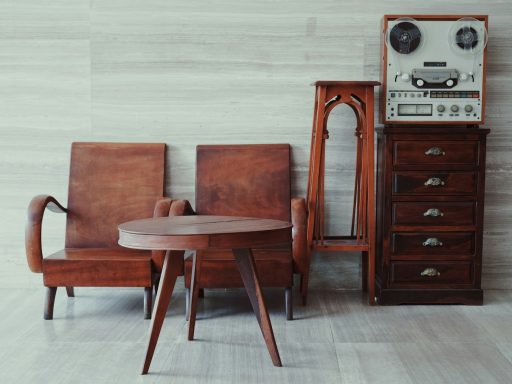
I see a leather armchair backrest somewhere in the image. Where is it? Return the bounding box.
[195,144,291,221]
[65,142,165,248]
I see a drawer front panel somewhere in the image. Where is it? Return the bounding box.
[391,262,473,285]
[393,172,476,195]
[393,141,478,166]
[392,232,475,256]
[392,202,476,226]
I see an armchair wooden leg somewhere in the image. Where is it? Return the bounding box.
[154,274,161,295]
[144,287,153,320]
[185,288,190,321]
[65,286,74,297]
[44,287,57,320]
[299,272,309,306]
[361,251,368,292]
[285,287,293,320]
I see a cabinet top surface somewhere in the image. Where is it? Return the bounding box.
[377,126,490,135]
[312,80,381,86]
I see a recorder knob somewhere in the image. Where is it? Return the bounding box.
[437,105,446,113]
[416,79,425,87]
[460,73,469,81]
[465,105,473,112]
[401,73,411,82]
[446,79,454,87]
[451,105,459,112]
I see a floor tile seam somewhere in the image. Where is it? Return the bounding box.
[495,342,512,367]
[323,293,344,381]
[331,340,504,346]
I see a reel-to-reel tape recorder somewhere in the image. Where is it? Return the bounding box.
[380,15,488,125]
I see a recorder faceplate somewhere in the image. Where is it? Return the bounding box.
[381,15,488,125]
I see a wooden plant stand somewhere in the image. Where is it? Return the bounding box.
[305,81,380,305]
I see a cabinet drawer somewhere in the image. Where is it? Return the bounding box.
[392,232,475,256]
[392,202,476,226]
[393,172,476,195]
[393,141,479,166]
[390,261,473,285]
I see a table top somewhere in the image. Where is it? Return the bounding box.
[118,215,292,251]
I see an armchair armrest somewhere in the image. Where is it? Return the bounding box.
[153,198,195,217]
[25,194,67,273]
[153,197,173,217]
[151,198,195,271]
[170,199,195,216]
[291,197,308,274]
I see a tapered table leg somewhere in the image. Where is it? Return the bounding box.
[141,250,182,375]
[188,251,202,340]
[233,248,282,367]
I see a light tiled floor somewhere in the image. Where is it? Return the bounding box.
[1,282,512,383]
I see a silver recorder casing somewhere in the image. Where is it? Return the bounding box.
[382,16,488,125]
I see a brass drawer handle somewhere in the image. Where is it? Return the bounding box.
[424,177,445,186]
[423,208,444,217]
[420,267,441,277]
[422,237,443,247]
[425,147,445,156]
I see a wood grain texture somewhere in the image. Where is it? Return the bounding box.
[186,144,298,317]
[25,195,67,273]
[66,142,165,248]
[42,248,152,287]
[233,248,282,367]
[142,250,183,374]
[119,216,292,250]
[184,250,293,288]
[195,144,291,221]
[1,1,512,289]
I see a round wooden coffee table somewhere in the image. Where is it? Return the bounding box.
[118,215,292,374]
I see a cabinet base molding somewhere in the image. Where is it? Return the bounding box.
[377,288,483,305]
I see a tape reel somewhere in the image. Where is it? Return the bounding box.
[449,17,488,55]
[386,18,423,55]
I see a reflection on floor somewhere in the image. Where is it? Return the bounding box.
[1,281,512,383]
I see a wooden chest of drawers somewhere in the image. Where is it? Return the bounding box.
[375,127,489,304]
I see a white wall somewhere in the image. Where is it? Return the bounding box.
[1,0,511,290]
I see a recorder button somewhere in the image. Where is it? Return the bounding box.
[437,105,446,113]
[416,79,425,87]
[464,105,473,112]
[446,79,454,87]
[450,105,459,112]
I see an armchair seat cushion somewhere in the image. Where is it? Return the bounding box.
[184,248,293,289]
[43,248,152,287]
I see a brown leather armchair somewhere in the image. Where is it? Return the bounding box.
[181,144,308,320]
[25,142,172,320]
